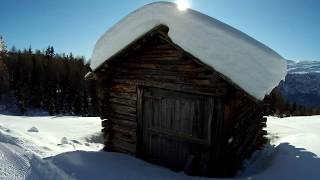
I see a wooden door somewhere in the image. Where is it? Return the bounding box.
[138,87,215,172]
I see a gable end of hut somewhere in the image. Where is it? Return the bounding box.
[94,26,268,177]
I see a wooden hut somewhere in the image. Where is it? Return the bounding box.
[86,2,287,177]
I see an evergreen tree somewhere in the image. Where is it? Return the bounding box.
[0,60,9,101]
[10,46,17,53]
[2,45,97,116]
[45,46,55,58]
[28,45,32,54]
[0,36,7,58]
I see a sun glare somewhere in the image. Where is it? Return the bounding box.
[176,0,191,11]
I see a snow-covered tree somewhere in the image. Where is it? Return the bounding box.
[0,36,7,53]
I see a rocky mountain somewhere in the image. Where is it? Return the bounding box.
[278,60,320,107]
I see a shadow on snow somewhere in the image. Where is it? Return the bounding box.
[38,143,320,180]
[240,143,320,180]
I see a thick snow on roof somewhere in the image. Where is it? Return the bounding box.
[90,2,287,100]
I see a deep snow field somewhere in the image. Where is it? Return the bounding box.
[0,114,319,180]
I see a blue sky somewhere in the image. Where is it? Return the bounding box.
[1,0,319,61]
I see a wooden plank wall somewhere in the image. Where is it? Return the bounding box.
[97,31,229,155]
[95,28,267,177]
[141,87,215,172]
[219,91,267,177]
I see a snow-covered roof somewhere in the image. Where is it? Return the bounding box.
[90,2,287,100]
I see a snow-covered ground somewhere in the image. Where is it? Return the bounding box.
[0,114,319,180]
[0,115,103,179]
[0,115,103,158]
[241,116,320,180]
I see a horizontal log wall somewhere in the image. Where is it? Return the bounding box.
[97,31,229,155]
[219,91,267,177]
[95,27,266,177]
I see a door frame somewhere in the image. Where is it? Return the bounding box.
[136,85,226,176]
[136,85,144,158]
[136,85,216,156]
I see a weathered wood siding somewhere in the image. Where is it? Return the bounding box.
[221,91,267,176]
[139,87,216,172]
[95,27,266,177]
[97,30,229,154]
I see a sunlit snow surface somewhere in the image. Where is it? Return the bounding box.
[90,2,286,100]
[0,115,103,158]
[0,115,319,180]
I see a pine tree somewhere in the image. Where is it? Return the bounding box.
[10,46,17,53]
[28,45,32,54]
[0,36,7,57]
[0,60,9,97]
[1,45,97,116]
[45,46,55,58]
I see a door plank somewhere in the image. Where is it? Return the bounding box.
[139,87,215,172]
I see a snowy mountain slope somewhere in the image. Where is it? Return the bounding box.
[279,60,320,107]
[0,115,320,180]
[287,60,320,74]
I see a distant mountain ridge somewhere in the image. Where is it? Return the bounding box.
[278,60,320,107]
[287,60,320,74]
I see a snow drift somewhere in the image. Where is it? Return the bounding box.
[90,2,287,100]
[0,115,320,179]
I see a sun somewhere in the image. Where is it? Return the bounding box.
[175,0,191,11]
